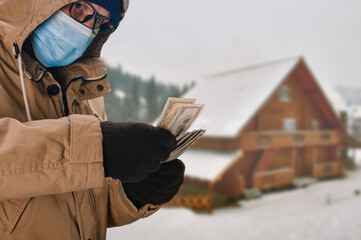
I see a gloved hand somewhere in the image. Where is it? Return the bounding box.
[101,121,177,183]
[122,159,185,208]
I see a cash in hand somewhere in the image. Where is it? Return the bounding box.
[156,97,206,162]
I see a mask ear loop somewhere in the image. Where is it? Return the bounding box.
[14,43,32,122]
[87,100,103,122]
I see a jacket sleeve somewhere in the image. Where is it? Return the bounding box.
[89,97,160,227]
[0,114,104,201]
[106,178,160,227]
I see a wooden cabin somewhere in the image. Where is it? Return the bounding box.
[167,57,344,211]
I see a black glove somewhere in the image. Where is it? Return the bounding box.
[122,159,185,208]
[101,121,177,183]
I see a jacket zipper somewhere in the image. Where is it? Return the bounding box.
[61,87,69,116]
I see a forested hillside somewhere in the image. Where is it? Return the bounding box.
[104,64,195,123]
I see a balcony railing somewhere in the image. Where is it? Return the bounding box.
[253,167,295,190]
[240,130,341,151]
[312,161,342,179]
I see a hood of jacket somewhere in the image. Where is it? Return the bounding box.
[0,0,130,122]
[0,0,129,59]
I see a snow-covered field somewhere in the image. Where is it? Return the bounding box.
[107,167,361,240]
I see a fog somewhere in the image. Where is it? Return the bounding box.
[102,0,361,87]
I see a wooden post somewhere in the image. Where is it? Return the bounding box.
[290,147,296,169]
[290,147,297,180]
[311,147,317,177]
[340,111,357,169]
[340,111,348,160]
[208,182,213,213]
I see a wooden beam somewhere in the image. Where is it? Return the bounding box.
[290,147,296,169]
[255,148,279,172]
[240,130,341,151]
[311,147,317,177]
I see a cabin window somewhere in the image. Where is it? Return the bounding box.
[321,133,331,142]
[257,136,271,147]
[323,165,333,174]
[283,118,296,131]
[279,86,291,102]
[312,120,319,130]
[293,134,304,144]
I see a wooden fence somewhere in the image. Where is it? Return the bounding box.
[165,194,213,212]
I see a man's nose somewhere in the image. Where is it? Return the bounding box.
[82,19,94,29]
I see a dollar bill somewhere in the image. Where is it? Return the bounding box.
[156,97,196,129]
[167,104,205,137]
[155,97,206,162]
[172,130,205,157]
[165,129,206,162]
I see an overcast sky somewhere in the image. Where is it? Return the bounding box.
[101,0,361,88]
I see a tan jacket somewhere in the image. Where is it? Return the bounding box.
[0,0,159,239]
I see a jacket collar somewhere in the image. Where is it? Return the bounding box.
[22,51,111,100]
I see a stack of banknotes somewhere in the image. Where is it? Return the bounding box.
[156,97,206,162]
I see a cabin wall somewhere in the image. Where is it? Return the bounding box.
[213,155,245,198]
[268,148,292,170]
[243,71,332,132]
[236,151,262,188]
[312,145,338,164]
[192,136,240,151]
[295,61,341,129]
[249,145,341,178]
[213,174,244,199]
[294,148,313,176]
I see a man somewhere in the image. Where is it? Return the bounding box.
[0,0,185,239]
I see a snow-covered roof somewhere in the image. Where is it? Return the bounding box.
[183,57,300,137]
[181,149,241,180]
[317,81,347,115]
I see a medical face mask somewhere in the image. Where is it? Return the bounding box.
[31,11,95,67]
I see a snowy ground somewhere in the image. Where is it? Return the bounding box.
[107,167,361,240]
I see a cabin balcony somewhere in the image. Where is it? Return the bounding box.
[240,130,341,151]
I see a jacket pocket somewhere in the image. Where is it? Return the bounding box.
[0,198,31,233]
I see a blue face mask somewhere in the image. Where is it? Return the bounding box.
[31,11,95,67]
